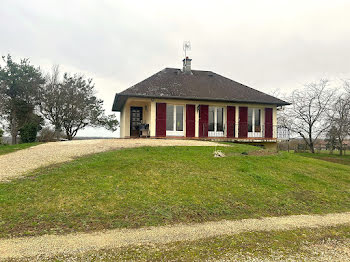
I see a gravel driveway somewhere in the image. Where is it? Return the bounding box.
[1,212,350,260]
[0,139,220,182]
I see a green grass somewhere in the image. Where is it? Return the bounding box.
[298,152,350,166]
[1,144,350,238]
[19,225,350,261]
[0,142,40,156]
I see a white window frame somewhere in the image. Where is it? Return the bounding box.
[248,108,262,138]
[208,106,225,137]
[166,104,184,136]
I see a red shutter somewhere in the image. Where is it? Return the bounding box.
[227,106,236,138]
[156,103,166,137]
[186,104,195,137]
[199,105,208,137]
[265,108,273,138]
[238,107,248,138]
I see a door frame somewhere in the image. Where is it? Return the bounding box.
[248,108,262,138]
[208,106,224,137]
[166,104,185,137]
[130,106,143,137]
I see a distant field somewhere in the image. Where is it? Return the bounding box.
[298,152,350,166]
[0,144,350,238]
[0,142,40,156]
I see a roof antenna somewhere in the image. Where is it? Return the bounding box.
[183,41,191,61]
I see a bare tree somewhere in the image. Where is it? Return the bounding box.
[329,92,350,155]
[325,126,338,154]
[344,79,350,93]
[281,80,335,153]
[327,80,350,155]
[39,70,118,140]
[39,65,64,139]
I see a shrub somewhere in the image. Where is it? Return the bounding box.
[19,123,39,143]
[38,127,56,142]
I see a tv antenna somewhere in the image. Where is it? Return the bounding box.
[183,41,191,58]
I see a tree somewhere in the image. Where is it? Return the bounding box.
[40,71,118,140]
[281,80,335,153]
[328,84,350,155]
[39,65,64,139]
[325,126,338,154]
[0,55,45,144]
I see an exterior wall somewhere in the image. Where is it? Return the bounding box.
[150,101,156,137]
[120,106,125,138]
[119,97,278,140]
[273,106,278,138]
[195,104,199,137]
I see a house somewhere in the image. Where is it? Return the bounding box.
[112,57,289,149]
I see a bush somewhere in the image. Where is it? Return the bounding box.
[19,123,39,143]
[38,127,56,142]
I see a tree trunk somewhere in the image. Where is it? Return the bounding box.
[66,132,73,140]
[11,133,17,145]
[309,141,315,153]
[10,116,18,145]
[54,127,61,141]
[339,137,344,156]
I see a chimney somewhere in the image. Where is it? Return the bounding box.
[182,57,192,73]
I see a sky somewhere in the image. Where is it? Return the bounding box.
[1,0,350,137]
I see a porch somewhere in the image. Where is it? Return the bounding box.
[120,98,283,142]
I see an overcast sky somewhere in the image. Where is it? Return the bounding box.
[1,0,350,137]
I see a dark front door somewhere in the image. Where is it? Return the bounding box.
[130,107,143,137]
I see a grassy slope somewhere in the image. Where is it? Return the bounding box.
[1,144,350,238]
[0,142,40,156]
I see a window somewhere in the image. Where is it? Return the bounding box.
[248,108,262,136]
[166,104,184,136]
[248,108,253,132]
[166,104,174,131]
[254,109,261,132]
[209,107,215,131]
[176,105,183,131]
[208,106,224,137]
[217,107,223,132]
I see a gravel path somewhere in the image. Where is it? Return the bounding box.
[1,212,350,260]
[0,139,220,182]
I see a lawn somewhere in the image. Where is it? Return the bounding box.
[297,152,350,166]
[0,142,40,156]
[1,144,350,238]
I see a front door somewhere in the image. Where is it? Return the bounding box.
[130,107,143,137]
